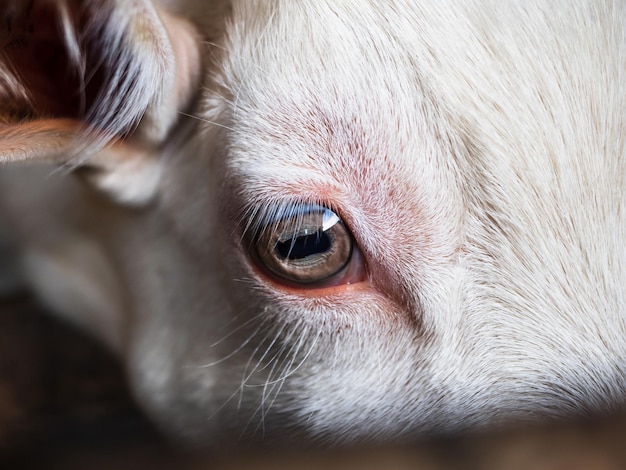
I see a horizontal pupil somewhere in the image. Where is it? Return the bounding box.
[275,231,331,261]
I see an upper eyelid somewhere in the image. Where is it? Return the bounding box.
[241,200,334,238]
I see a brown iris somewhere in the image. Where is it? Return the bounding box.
[253,207,354,286]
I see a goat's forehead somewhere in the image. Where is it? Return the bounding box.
[216,0,619,141]
[208,0,622,203]
[217,1,447,186]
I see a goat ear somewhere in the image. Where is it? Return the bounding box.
[0,0,201,205]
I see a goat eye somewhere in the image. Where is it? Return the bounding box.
[252,206,361,287]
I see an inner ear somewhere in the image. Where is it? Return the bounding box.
[2,0,191,145]
[2,1,104,124]
[1,0,202,204]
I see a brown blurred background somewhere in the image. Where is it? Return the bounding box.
[0,293,173,468]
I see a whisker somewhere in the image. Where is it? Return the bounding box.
[256,325,309,424]
[245,323,308,388]
[238,321,287,408]
[204,382,248,424]
[237,320,290,439]
[257,327,311,428]
[249,321,302,377]
[178,111,237,132]
[210,314,259,348]
[258,325,321,387]
[185,323,264,369]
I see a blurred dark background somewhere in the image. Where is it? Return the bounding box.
[0,292,173,468]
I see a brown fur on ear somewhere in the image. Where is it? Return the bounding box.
[0,0,201,203]
[0,119,80,165]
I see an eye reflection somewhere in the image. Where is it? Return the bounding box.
[251,205,357,286]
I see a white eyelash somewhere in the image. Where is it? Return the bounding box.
[240,199,331,243]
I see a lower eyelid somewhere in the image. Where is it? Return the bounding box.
[249,265,370,299]
[245,238,368,294]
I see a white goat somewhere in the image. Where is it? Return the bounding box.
[0,0,625,446]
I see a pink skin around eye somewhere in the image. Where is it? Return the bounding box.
[248,243,369,298]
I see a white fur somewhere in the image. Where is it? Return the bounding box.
[0,0,625,446]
